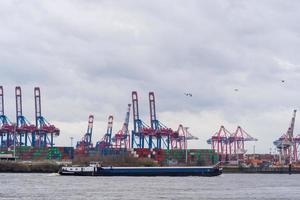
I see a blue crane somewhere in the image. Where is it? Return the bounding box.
[34,87,59,147]
[0,86,15,148]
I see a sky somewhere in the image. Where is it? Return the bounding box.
[1,0,300,153]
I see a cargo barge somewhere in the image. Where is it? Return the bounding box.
[59,163,222,177]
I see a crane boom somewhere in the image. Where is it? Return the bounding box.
[288,109,296,140]
[122,104,131,135]
[0,86,4,116]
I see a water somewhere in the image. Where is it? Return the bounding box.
[1,173,300,199]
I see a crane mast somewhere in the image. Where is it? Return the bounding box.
[288,110,296,140]
[95,115,114,151]
[15,86,23,124]
[0,86,14,147]
[0,86,4,116]
[123,104,131,135]
[273,110,297,164]
[15,86,36,146]
[34,87,59,147]
[105,115,113,146]
[112,104,131,149]
[131,91,144,148]
[76,115,94,151]
[86,115,94,144]
[148,92,156,149]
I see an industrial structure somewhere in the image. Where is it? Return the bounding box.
[172,125,198,150]
[76,115,94,152]
[15,86,36,146]
[273,110,299,164]
[131,91,174,149]
[131,91,152,149]
[1,87,214,164]
[34,87,60,147]
[95,115,114,150]
[1,87,274,166]
[229,126,257,161]
[74,91,198,162]
[207,126,257,162]
[0,86,59,148]
[148,92,173,149]
[130,91,197,150]
[112,104,131,149]
[0,86,15,148]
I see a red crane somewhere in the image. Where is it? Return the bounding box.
[15,86,36,146]
[207,126,231,161]
[171,125,187,149]
[228,126,257,161]
[208,125,257,162]
[34,87,59,147]
[172,125,198,149]
[131,91,151,149]
[147,92,173,149]
[112,104,131,149]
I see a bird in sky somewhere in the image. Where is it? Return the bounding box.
[184,93,192,97]
[234,89,239,92]
[281,80,285,83]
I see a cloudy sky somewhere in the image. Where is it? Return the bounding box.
[1,0,300,153]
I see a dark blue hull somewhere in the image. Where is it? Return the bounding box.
[59,166,222,177]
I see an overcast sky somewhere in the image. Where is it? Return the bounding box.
[1,0,300,153]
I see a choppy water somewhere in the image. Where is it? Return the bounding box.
[1,173,300,199]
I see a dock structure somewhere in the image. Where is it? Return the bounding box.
[112,104,131,149]
[0,86,59,148]
[273,110,299,164]
[74,91,197,160]
[34,87,60,147]
[77,115,94,153]
[207,126,257,162]
[0,86,15,148]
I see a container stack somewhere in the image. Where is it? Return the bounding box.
[47,147,62,160]
[163,149,218,165]
[0,146,74,161]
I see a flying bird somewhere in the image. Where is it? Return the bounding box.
[184,93,192,97]
[281,80,285,83]
[234,89,239,92]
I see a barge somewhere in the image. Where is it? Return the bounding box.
[58,163,222,177]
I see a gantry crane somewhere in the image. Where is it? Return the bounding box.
[274,110,297,164]
[112,104,131,149]
[76,115,94,151]
[34,87,59,147]
[15,86,36,146]
[0,86,15,147]
[96,115,114,150]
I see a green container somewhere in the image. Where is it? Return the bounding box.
[33,152,41,156]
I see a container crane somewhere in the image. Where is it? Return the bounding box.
[207,126,231,161]
[273,110,297,164]
[172,125,198,149]
[112,104,131,149]
[0,86,15,148]
[228,126,257,161]
[96,115,114,150]
[147,92,173,149]
[76,115,94,151]
[15,86,36,146]
[34,87,60,147]
[131,91,152,149]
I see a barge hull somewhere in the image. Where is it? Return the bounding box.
[59,166,222,177]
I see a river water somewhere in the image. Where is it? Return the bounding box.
[1,173,300,199]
